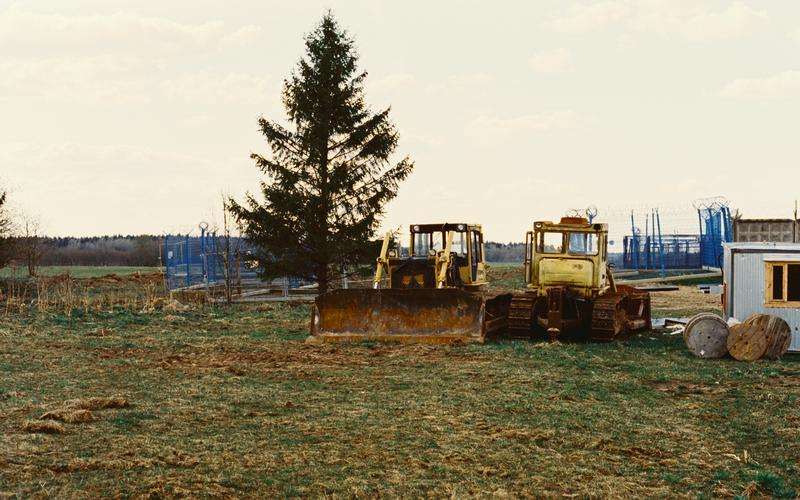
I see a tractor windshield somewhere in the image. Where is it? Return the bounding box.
[412,230,468,257]
[538,232,564,254]
[568,232,598,255]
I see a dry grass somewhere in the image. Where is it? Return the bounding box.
[21,420,65,434]
[39,409,94,423]
[0,268,798,497]
[63,396,129,411]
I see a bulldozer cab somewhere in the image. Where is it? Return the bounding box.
[374,223,488,290]
[524,217,610,298]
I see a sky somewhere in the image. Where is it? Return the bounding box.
[2,0,800,245]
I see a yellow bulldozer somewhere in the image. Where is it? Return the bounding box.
[507,217,651,341]
[309,223,511,344]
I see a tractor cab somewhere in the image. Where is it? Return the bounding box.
[375,223,488,290]
[524,217,610,299]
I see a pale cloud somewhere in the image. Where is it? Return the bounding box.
[550,1,768,41]
[220,25,264,48]
[0,56,153,104]
[0,7,261,55]
[160,72,273,104]
[370,73,417,94]
[792,28,800,43]
[426,73,495,94]
[464,111,580,144]
[402,132,444,147]
[528,48,574,74]
[0,57,272,104]
[550,1,629,34]
[720,70,800,100]
[0,142,258,235]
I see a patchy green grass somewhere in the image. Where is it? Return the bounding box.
[0,270,798,497]
[0,266,162,279]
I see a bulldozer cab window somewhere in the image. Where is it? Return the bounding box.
[470,231,482,281]
[412,232,428,256]
[538,232,564,254]
[451,231,467,256]
[568,232,599,256]
[412,231,446,256]
[471,232,482,262]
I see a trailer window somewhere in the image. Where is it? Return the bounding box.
[539,232,564,254]
[765,262,800,306]
[568,233,598,256]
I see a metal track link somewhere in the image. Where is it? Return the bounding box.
[590,293,625,341]
[508,294,536,331]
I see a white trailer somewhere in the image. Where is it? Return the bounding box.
[723,242,800,352]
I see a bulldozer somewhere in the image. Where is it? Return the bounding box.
[309,223,511,344]
[507,217,651,341]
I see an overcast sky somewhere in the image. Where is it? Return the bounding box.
[2,0,799,243]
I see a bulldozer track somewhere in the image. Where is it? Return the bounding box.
[508,293,536,331]
[590,292,626,341]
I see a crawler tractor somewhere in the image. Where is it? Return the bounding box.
[507,217,651,341]
[310,223,511,344]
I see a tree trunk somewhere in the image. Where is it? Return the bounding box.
[318,264,329,295]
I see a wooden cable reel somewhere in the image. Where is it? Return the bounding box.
[728,314,791,361]
[683,313,729,359]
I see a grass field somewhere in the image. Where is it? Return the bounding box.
[1,268,798,497]
[0,266,162,279]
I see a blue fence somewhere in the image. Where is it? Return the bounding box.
[163,226,257,292]
[623,234,702,270]
[698,205,733,268]
[624,203,732,271]
[163,226,309,294]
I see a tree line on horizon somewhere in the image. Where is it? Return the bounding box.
[0,228,526,272]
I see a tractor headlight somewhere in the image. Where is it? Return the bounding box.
[428,249,437,257]
[388,249,397,258]
[458,224,465,231]
[413,225,420,231]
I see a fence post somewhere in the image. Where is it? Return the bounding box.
[200,225,207,283]
[185,234,190,287]
[164,235,170,291]
[656,209,665,277]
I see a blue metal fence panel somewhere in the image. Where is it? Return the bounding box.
[623,234,702,270]
[699,205,733,268]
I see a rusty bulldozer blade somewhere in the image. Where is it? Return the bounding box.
[309,289,510,344]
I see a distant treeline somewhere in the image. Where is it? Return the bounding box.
[3,236,528,268]
[36,236,160,267]
[484,242,525,263]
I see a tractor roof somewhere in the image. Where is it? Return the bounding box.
[534,218,608,232]
[410,223,481,232]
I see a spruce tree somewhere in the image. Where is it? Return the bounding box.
[229,13,413,293]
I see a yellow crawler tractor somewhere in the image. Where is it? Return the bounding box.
[508,217,651,341]
[310,223,511,344]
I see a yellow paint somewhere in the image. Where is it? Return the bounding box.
[538,258,594,287]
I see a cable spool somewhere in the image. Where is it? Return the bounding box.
[683,313,729,359]
[728,314,791,361]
